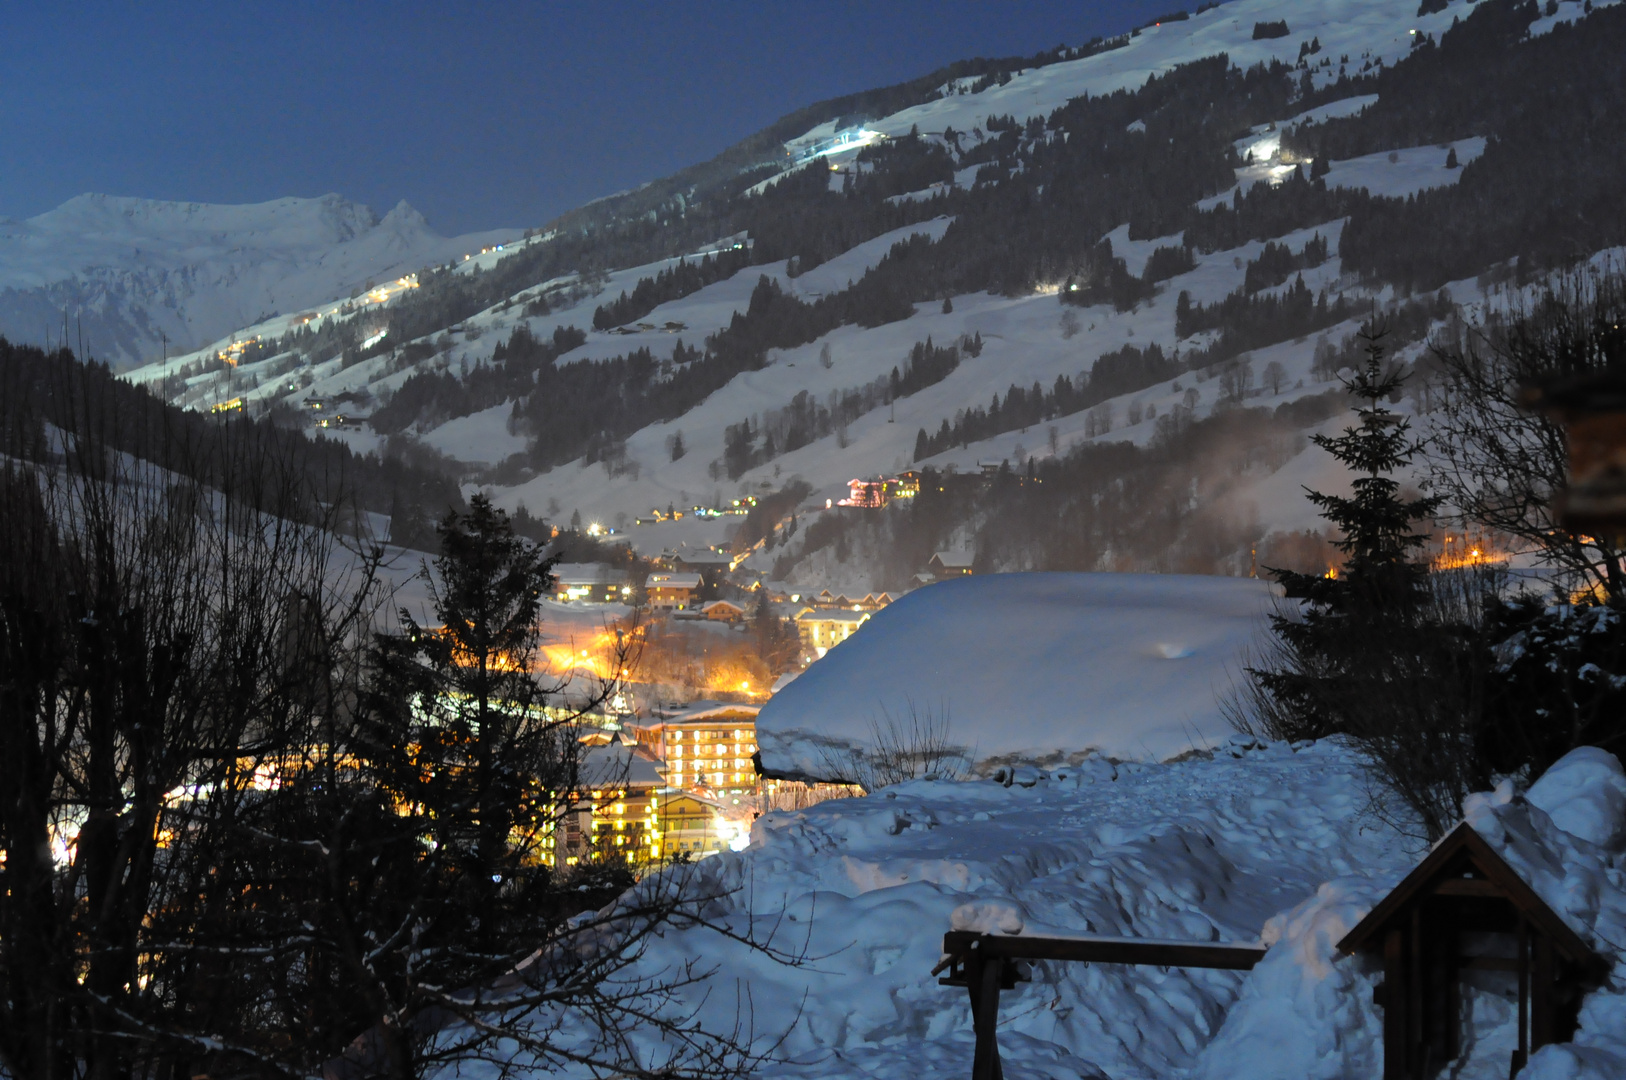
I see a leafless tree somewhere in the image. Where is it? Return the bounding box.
[1424,264,1626,598]
[0,367,383,1079]
[815,701,970,791]
[0,359,807,1080]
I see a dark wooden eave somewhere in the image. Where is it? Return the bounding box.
[939,929,1266,972]
[1337,822,1607,980]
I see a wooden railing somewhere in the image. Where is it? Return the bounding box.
[934,930,1268,1080]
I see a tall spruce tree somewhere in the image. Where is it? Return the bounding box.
[1251,330,1443,737]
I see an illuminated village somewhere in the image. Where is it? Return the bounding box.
[10,3,1626,1078]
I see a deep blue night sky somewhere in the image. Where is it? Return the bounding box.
[3,1,1183,235]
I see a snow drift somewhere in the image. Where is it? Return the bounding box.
[755,572,1277,780]
[451,743,1626,1080]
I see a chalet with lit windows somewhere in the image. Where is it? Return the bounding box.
[928,551,975,579]
[657,791,744,858]
[811,589,893,611]
[839,473,921,509]
[700,599,746,622]
[546,734,664,867]
[842,478,888,508]
[796,608,870,654]
[552,562,631,603]
[634,705,762,798]
[672,551,733,575]
[645,571,702,610]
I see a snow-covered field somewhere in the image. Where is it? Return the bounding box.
[501,742,1626,1080]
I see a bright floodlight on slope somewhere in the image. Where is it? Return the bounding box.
[788,128,886,167]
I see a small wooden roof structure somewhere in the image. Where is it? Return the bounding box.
[1338,822,1607,1080]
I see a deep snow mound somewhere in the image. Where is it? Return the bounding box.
[562,739,1406,1080]
[756,572,1276,780]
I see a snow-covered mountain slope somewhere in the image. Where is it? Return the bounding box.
[114,0,1626,590]
[505,744,1626,1080]
[0,193,513,368]
[780,0,1459,157]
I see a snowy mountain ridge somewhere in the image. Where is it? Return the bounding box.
[0,192,514,368]
[115,0,1626,596]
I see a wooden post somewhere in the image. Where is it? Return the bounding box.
[1532,935,1555,1051]
[968,953,1004,1080]
[1410,906,1425,1077]
[1443,920,1459,1062]
[1384,928,1407,1080]
[1512,917,1529,1078]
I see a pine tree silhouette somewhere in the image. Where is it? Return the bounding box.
[1254,329,1442,731]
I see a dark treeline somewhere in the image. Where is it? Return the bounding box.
[591,247,754,330]
[913,341,1181,459]
[784,397,1347,586]
[1245,232,1329,293]
[1176,275,1355,359]
[720,334,974,478]
[505,267,933,474]
[1143,242,1197,283]
[0,339,462,549]
[1180,165,1354,253]
[1059,240,1156,311]
[372,323,589,436]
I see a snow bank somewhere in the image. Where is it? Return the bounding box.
[756,572,1275,780]
[1526,747,1626,851]
[437,735,1626,1080]
[466,739,1406,1080]
[1459,748,1626,1079]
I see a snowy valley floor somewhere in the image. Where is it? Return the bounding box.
[471,738,1626,1080]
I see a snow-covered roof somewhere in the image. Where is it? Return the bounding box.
[796,609,870,625]
[646,572,702,589]
[673,552,732,567]
[930,551,975,569]
[758,572,1276,778]
[552,562,628,586]
[580,736,663,787]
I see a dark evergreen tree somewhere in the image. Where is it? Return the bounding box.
[375,494,565,884]
[1251,331,1443,735]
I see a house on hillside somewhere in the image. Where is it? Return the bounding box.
[642,705,762,797]
[672,551,733,575]
[928,551,975,579]
[552,562,631,603]
[813,590,893,612]
[700,599,746,622]
[645,572,702,610]
[546,734,663,867]
[839,473,922,510]
[796,609,871,656]
[656,791,742,858]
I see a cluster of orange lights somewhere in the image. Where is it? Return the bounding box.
[1433,534,1503,571]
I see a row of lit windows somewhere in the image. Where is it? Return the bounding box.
[669,744,755,758]
[669,728,753,741]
